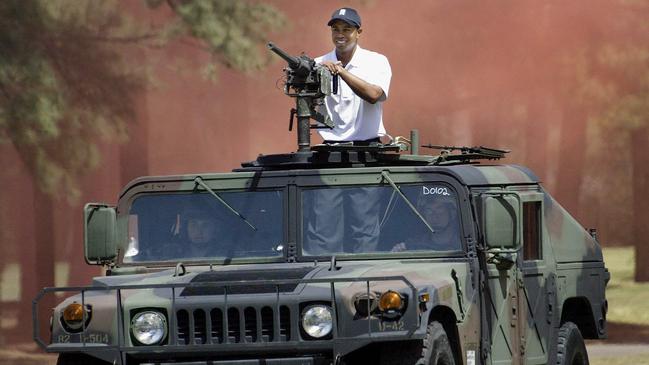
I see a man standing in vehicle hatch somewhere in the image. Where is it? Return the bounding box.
[303,8,391,256]
[316,7,392,144]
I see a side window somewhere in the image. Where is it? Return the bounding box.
[523,201,542,261]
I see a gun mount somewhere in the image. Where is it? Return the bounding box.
[257,43,512,170]
[268,42,337,152]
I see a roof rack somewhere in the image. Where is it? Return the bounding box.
[237,128,510,171]
[238,143,509,170]
[422,144,510,163]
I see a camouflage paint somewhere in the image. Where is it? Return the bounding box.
[34,156,608,365]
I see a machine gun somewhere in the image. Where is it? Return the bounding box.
[268,42,337,152]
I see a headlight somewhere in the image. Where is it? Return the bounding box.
[131,311,167,345]
[301,305,333,339]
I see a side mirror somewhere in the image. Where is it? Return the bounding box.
[481,194,520,249]
[84,203,117,265]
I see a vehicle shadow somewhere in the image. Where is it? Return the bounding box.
[605,321,649,343]
[586,321,649,345]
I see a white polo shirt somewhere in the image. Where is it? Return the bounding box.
[315,46,392,141]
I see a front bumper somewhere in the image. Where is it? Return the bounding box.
[34,276,423,364]
[143,357,322,365]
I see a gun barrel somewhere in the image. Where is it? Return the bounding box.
[267,42,300,69]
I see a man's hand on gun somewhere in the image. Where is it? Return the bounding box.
[319,60,383,104]
[320,60,344,76]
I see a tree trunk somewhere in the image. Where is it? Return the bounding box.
[120,93,149,186]
[32,184,56,341]
[632,127,649,282]
[524,94,548,179]
[554,108,587,220]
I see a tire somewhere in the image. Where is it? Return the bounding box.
[379,321,455,365]
[57,353,111,365]
[417,321,456,365]
[556,321,590,365]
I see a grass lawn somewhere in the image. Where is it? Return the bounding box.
[602,246,649,325]
[586,247,649,365]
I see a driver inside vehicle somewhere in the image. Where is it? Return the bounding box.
[179,207,228,258]
[391,194,461,252]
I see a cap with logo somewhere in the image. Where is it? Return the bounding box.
[327,8,361,28]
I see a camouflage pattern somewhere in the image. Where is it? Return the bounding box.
[34,152,608,365]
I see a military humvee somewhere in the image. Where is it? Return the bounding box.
[33,138,609,365]
[34,44,608,365]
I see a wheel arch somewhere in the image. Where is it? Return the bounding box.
[559,296,598,339]
[428,305,462,365]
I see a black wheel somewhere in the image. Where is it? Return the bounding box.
[417,321,455,365]
[556,321,589,365]
[379,321,455,365]
[57,353,111,365]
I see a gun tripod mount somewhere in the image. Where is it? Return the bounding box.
[268,42,337,152]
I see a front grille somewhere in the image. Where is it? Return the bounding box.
[227,308,240,343]
[210,308,223,343]
[261,307,274,341]
[244,307,257,342]
[194,309,207,344]
[176,305,292,345]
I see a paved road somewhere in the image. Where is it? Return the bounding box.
[2,343,647,364]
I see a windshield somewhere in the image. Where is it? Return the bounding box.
[124,190,284,263]
[301,184,462,256]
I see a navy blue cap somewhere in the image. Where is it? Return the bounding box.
[327,8,361,28]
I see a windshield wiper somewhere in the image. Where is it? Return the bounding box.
[194,176,257,231]
[380,171,435,235]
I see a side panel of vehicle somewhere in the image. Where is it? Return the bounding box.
[555,264,608,339]
[471,184,606,365]
[544,192,608,340]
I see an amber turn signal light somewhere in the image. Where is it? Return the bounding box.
[61,302,91,332]
[378,291,403,312]
[63,303,84,323]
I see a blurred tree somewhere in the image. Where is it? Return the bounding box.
[0,0,286,201]
[568,0,649,281]
[146,0,286,80]
[0,0,286,340]
[594,45,649,281]
[0,2,143,335]
[0,0,140,201]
